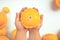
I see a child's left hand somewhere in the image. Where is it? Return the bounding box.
[15,13,27,32]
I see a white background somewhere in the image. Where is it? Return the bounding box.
[0,0,60,37]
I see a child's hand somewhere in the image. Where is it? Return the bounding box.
[15,7,27,32]
[15,8,27,40]
[29,15,43,32]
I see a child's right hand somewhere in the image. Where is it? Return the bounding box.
[15,13,27,32]
[15,8,27,40]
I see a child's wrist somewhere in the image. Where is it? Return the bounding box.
[29,30,40,36]
[29,30,39,34]
[17,29,27,33]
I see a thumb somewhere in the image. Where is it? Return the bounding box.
[16,13,19,21]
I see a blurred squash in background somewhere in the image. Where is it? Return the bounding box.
[42,34,58,40]
[0,36,9,40]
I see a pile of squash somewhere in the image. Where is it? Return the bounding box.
[0,7,10,40]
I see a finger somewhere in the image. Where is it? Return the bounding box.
[38,14,43,28]
[40,14,43,20]
[22,7,27,10]
[15,13,17,21]
[16,13,19,21]
[20,7,27,13]
[39,14,43,26]
[33,7,38,12]
[16,13,18,19]
[19,13,21,21]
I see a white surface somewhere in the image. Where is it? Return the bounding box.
[0,0,60,37]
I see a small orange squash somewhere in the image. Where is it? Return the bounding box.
[55,0,60,8]
[20,8,41,28]
[0,36,9,40]
[42,34,58,40]
[12,29,16,39]
[0,28,7,35]
[0,13,7,29]
[2,7,10,13]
